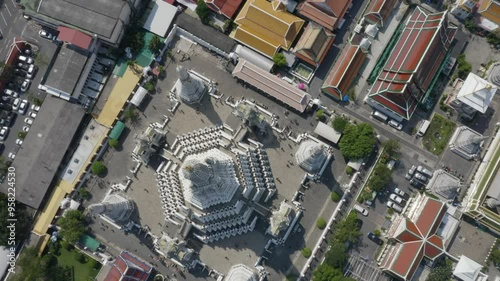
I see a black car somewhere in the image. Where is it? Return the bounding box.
[367,232,383,245]
[1,96,14,103]
[0,103,12,111]
[15,71,27,78]
[410,178,425,189]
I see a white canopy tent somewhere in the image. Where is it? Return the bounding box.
[131,87,148,107]
[314,122,342,144]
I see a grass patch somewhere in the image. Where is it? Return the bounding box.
[422,114,456,155]
[57,247,100,281]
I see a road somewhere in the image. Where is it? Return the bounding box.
[0,0,24,60]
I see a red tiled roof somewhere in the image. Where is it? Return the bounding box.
[297,0,352,30]
[57,26,93,50]
[104,251,153,281]
[321,42,367,100]
[381,195,447,280]
[368,7,456,120]
[363,0,399,26]
[206,0,243,19]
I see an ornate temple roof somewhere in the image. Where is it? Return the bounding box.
[175,66,206,104]
[295,140,328,173]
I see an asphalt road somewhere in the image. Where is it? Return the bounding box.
[0,0,24,60]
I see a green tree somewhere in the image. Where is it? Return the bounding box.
[324,242,347,269]
[339,123,376,160]
[78,187,90,200]
[108,138,119,148]
[332,116,349,133]
[345,166,354,175]
[457,54,472,79]
[0,156,8,175]
[273,53,287,67]
[427,258,452,281]
[0,193,32,246]
[0,63,14,83]
[11,247,72,281]
[490,249,500,265]
[315,109,326,121]
[148,35,162,52]
[144,82,155,92]
[17,131,27,140]
[331,191,340,202]
[368,164,392,191]
[58,210,85,244]
[88,258,100,269]
[196,0,211,24]
[374,229,381,236]
[91,161,106,176]
[313,264,342,281]
[332,212,360,244]
[382,139,400,157]
[75,252,86,263]
[316,217,326,229]
[301,247,312,258]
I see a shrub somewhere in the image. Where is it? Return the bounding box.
[316,217,327,229]
[91,161,106,176]
[331,192,340,202]
[302,247,312,258]
[148,35,162,52]
[60,240,72,250]
[273,53,287,67]
[108,138,118,148]
[17,131,27,140]
[387,208,394,215]
[345,166,354,175]
[332,116,349,133]
[88,258,100,269]
[75,252,86,263]
[315,109,326,121]
[373,229,381,237]
[144,82,155,92]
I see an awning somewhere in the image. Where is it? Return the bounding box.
[57,26,93,50]
[109,121,125,140]
[130,86,148,107]
[314,122,342,144]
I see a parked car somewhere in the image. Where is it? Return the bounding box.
[387,201,403,213]
[12,98,20,111]
[17,63,29,70]
[417,166,433,178]
[405,165,417,180]
[414,172,428,183]
[390,194,404,205]
[0,103,12,111]
[8,152,15,160]
[410,178,425,189]
[28,111,37,118]
[31,104,40,112]
[0,127,8,141]
[24,118,33,125]
[22,126,30,132]
[367,232,383,245]
[388,120,403,130]
[387,159,396,170]
[15,70,27,78]
[18,100,28,115]
[15,139,23,146]
[353,204,369,216]
[26,64,36,79]
[20,79,31,92]
[4,89,19,98]
[18,55,34,64]
[1,96,14,103]
[39,30,54,40]
[24,48,32,56]
[394,188,406,197]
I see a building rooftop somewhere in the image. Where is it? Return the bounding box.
[322,41,368,101]
[232,0,304,57]
[0,97,85,209]
[381,194,447,280]
[457,73,498,113]
[363,0,399,26]
[453,255,488,281]
[142,0,177,37]
[295,140,328,174]
[36,0,136,44]
[104,251,152,281]
[232,59,311,112]
[293,23,335,67]
[297,0,352,31]
[205,0,244,19]
[428,170,462,200]
[449,126,486,160]
[225,264,258,281]
[175,13,236,54]
[45,45,89,98]
[478,0,500,31]
[368,7,457,120]
[57,26,93,50]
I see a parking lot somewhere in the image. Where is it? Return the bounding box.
[0,15,58,165]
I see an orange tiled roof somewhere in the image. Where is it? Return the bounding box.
[294,23,335,66]
[297,0,352,30]
[478,0,500,26]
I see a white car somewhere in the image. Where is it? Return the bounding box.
[27,64,36,79]
[28,111,37,118]
[39,30,54,40]
[24,118,33,125]
[12,98,21,111]
[8,152,16,160]
[31,104,40,112]
[390,194,404,204]
[15,139,23,146]
[417,166,433,178]
[387,201,403,213]
[20,79,31,92]
[394,188,406,197]
[388,120,403,130]
[4,89,19,98]
[19,100,28,115]
[0,127,8,141]
[22,126,30,132]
